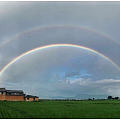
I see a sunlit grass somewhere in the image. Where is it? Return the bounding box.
[0,100,120,118]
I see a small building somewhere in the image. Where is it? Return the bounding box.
[25,95,39,101]
[0,88,39,101]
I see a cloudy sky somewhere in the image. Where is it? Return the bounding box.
[0,1,120,99]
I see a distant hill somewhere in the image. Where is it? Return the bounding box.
[75,94,107,99]
[51,94,107,100]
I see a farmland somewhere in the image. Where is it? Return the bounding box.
[0,100,120,118]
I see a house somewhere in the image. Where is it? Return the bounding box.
[25,95,39,101]
[0,88,39,101]
[0,88,25,101]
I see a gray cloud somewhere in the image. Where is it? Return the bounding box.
[0,46,120,98]
[0,2,120,98]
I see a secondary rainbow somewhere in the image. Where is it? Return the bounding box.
[0,44,120,77]
[0,25,120,49]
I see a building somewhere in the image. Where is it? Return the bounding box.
[0,88,25,101]
[0,88,39,101]
[25,95,39,101]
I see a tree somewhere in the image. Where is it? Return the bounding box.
[114,97,119,100]
[107,96,112,99]
[88,98,92,100]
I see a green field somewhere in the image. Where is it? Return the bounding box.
[0,100,120,118]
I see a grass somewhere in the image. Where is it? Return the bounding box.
[0,100,120,118]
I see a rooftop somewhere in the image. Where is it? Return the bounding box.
[26,95,39,98]
[6,90,24,93]
[0,88,6,92]
[0,88,24,95]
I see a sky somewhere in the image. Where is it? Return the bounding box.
[0,1,120,99]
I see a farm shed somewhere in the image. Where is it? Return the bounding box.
[25,95,39,101]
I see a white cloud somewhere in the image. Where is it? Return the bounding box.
[95,79,120,84]
[67,77,120,97]
[69,78,91,85]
